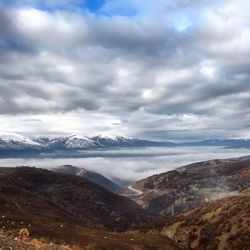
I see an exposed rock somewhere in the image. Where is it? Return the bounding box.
[19,228,29,240]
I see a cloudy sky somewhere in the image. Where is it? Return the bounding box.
[0,0,249,141]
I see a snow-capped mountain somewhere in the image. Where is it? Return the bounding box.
[0,132,42,151]
[65,135,97,149]
[0,132,250,155]
[91,134,137,147]
[35,135,97,150]
[91,134,175,148]
[34,134,147,150]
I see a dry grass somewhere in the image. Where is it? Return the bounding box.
[163,194,250,250]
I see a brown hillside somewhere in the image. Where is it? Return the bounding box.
[163,194,250,250]
[0,167,180,249]
[122,156,250,216]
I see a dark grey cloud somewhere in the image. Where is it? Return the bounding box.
[0,6,35,54]
[0,0,250,140]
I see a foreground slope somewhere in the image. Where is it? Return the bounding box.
[122,156,250,216]
[0,229,181,250]
[0,167,180,249]
[163,194,250,250]
[0,167,160,231]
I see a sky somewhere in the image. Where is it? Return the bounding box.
[0,0,250,141]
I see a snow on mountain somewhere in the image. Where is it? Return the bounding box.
[93,134,126,141]
[0,132,42,150]
[34,134,138,150]
[64,135,96,149]
[0,132,155,152]
[44,134,135,149]
[34,135,97,150]
[91,134,136,147]
[1,132,250,153]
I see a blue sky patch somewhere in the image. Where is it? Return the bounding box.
[0,0,137,16]
[85,0,106,12]
[100,0,139,17]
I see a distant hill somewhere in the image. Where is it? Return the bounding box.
[122,156,250,216]
[54,165,121,193]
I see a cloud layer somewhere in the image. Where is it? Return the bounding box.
[1,146,250,181]
[0,0,250,140]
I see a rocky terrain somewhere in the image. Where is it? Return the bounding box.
[0,229,72,250]
[122,156,250,216]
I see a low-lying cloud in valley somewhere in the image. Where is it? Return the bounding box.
[1,146,250,182]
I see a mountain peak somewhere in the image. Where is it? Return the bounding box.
[0,132,28,141]
[94,133,127,140]
[0,132,41,148]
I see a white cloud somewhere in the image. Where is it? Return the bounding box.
[0,0,249,140]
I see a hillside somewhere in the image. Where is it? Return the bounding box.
[122,156,250,216]
[0,167,180,249]
[54,165,121,193]
[0,167,162,231]
[163,194,250,250]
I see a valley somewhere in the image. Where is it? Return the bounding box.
[0,155,249,249]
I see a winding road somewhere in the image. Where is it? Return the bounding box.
[127,185,143,195]
[76,169,86,176]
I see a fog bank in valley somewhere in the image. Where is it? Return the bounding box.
[0,146,250,182]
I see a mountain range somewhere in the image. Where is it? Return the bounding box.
[0,132,165,152]
[0,132,250,157]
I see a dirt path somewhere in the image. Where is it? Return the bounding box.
[127,185,143,195]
